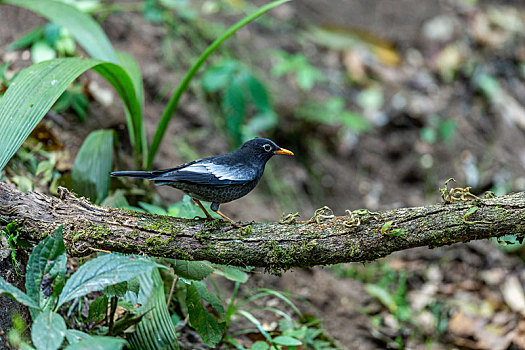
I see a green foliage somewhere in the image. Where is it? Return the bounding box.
[420,114,456,144]
[202,59,278,145]
[168,259,214,281]
[72,130,115,204]
[1,220,22,272]
[52,83,90,121]
[7,22,76,63]
[25,226,67,318]
[186,281,225,346]
[295,97,372,134]
[87,295,108,323]
[131,195,220,219]
[1,0,289,172]
[125,269,179,350]
[4,0,117,63]
[31,311,67,350]
[271,50,324,91]
[0,277,41,310]
[147,0,292,168]
[365,266,411,324]
[57,254,164,308]
[64,336,127,350]
[0,58,140,172]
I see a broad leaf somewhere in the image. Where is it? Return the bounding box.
[87,295,108,323]
[186,282,225,346]
[167,259,213,281]
[65,329,92,345]
[57,254,163,308]
[31,311,66,350]
[272,335,302,346]
[64,336,126,350]
[103,278,139,298]
[193,281,225,321]
[125,269,179,350]
[72,130,114,204]
[0,278,40,310]
[212,264,250,283]
[25,226,66,317]
[4,0,117,63]
[0,58,141,172]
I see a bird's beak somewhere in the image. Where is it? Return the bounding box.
[274,148,294,156]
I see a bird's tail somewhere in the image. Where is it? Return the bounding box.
[110,170,156,179]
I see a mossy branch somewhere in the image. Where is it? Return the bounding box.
[0,182,523,272]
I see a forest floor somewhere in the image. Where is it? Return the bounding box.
[2,0,525,349]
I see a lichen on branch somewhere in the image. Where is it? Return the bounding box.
[0,182,524,272]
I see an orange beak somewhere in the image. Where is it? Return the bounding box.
[274,148,294,156]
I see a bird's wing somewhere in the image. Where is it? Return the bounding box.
[150,162,256,185]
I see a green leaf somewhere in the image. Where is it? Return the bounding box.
[57,254,164,308]
[31,311,66,350]
[6,26,45,51]
[138,201,167,215]
[31,40,57,63]
[251,341,269,350]
[245,75,271,111]
[186,282,225,346]
[44,23,61,46]
[168,260,213,281]
[193,281,225,321]
[25,226,66,317]
[0,277,41,310]
[238,310,272,343]
[212,264,249,283]
[72,130,114,204]
[116,50,147,163]
[272,335,302,346]
[103,279,139,298]
[201,60,238,92]
[87,295,108,323]
[125,269,179,350]
[223,76,246,145]
[64,329,92,345]
[0,58,141,172]
[365,284,397,314]
[63,336,126,350]
[5,0,117,63]
[101,190,130,209]
[381,220,394,235]
[167,195,219,219]
[340,111,372,133]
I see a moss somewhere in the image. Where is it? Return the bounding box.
[145,233,163,245]
[261,240,292,275]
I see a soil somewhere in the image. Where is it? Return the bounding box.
[2,0,525,349]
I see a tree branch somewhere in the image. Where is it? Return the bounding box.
[0,182,523,271]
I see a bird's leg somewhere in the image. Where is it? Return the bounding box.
[193,199,213,219]
[211,202,242,228]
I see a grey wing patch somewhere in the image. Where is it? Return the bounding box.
[152,162,255,185]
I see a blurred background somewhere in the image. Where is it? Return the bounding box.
[2,0,525,348]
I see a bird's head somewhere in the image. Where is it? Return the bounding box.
[238,138,294,163]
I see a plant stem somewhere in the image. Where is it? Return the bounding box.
[146,0,292,169]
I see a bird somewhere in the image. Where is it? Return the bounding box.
[110,138,294,227]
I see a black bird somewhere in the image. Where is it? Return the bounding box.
[111,138,294,227]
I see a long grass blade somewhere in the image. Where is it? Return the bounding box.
[146,0,292,169]
[0,58,140,172]
[3,0,117,63]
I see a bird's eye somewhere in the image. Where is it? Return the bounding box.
[263,144,272,152]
